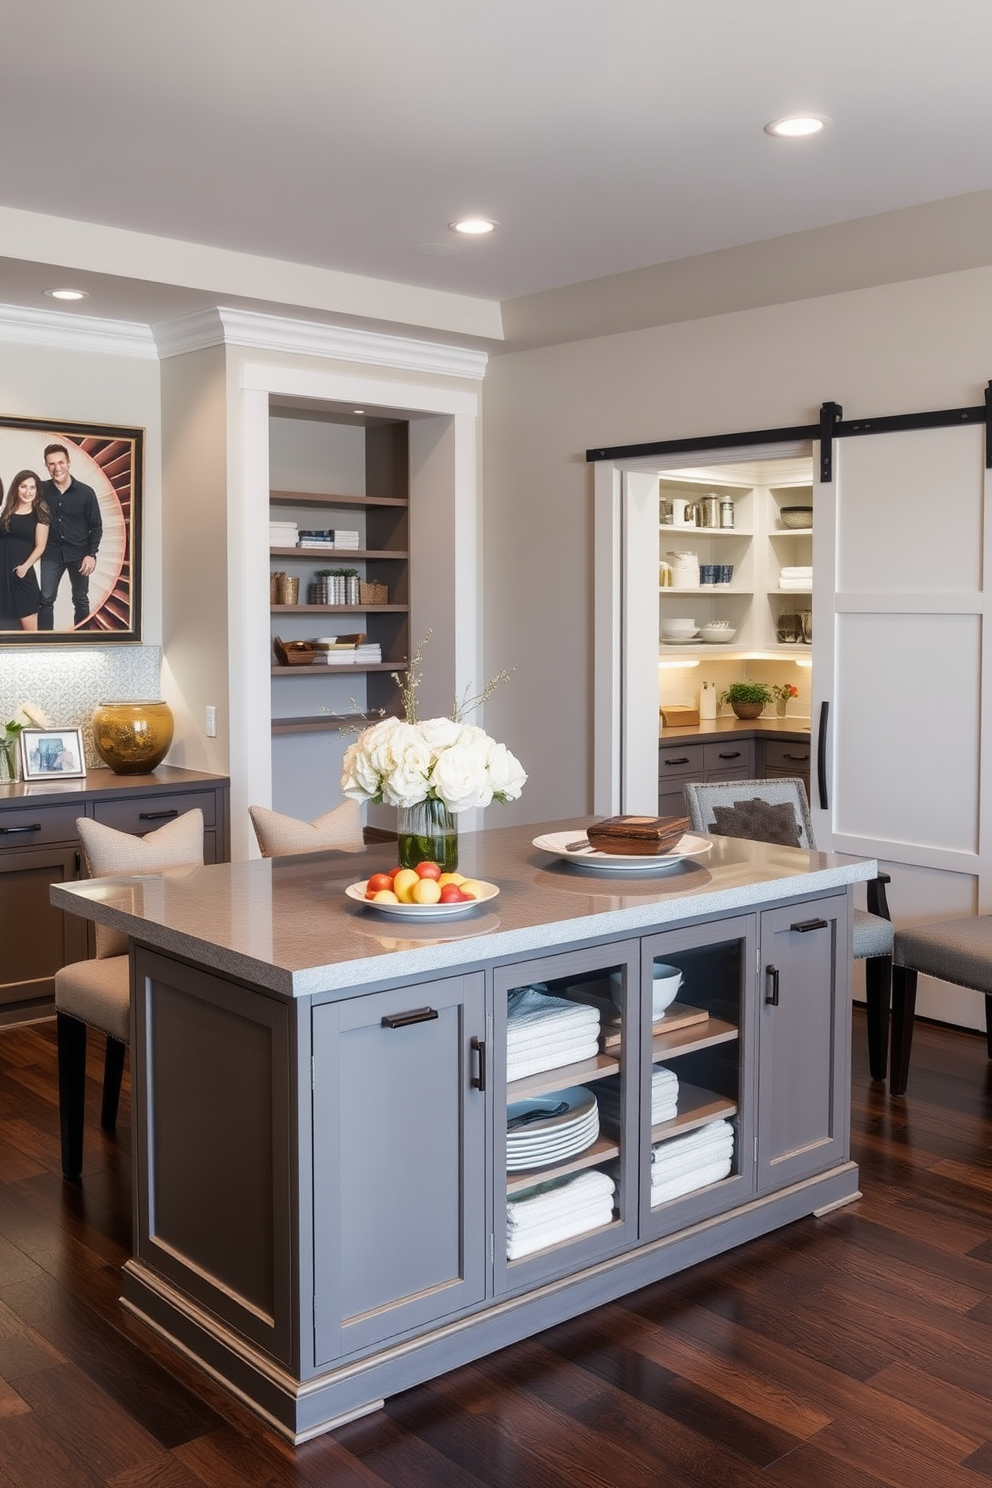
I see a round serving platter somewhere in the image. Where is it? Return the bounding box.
[345,880,500,918]
[532,831,712,874]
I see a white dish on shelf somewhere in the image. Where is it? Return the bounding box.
[532,831,712,873]
[345,881,499,917]
[661,637,704,646]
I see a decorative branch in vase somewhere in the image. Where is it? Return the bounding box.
[341,632,526,870]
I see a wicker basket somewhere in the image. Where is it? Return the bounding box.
[270,571,284,603]
[360,581,388,606]
[274,574,300,605]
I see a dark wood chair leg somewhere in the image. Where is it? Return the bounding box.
[889,964,918,1096]
[985,993,992,1060]
[864,952,891,1082]
[101,1037,126,1131]
[56,1011,88,1181]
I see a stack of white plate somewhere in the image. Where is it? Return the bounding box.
[506,1086,599,1171]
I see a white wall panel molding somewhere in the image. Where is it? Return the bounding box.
[241,362,478,418]
[834,593,982,614]
[0,302,157,359]
[154,307,488,381]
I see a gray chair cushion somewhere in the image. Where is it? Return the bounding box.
[710,798,802,848]
[894,915,992,994]
[684,778,815,849]
[852,908,894,961]
[54,955,130,1044]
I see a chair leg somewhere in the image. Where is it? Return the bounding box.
[864,953,892,1082]
[56,1011,88,1181]
[889,964,918,1096]
[101,1037,126,1131]
[986,994,992,1060]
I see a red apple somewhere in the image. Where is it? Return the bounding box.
[415,861,442,880]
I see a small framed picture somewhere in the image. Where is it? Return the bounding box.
[19,727,86,780]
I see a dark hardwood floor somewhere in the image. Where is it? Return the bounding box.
[1,1012,990,1487]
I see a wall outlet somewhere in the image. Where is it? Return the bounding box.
[205,706,217,738]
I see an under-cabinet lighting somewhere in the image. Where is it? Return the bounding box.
[658,659,700,669]
[764,115,827,138]
[449,217,498,235]
[793,657,813,668]
[44,287,89,301]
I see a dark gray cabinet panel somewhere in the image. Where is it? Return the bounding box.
[312,972,487,1363]
[760,737,811,796]
[658,738,754,814]
[756,895,849,1190]
[0,842,86,1014]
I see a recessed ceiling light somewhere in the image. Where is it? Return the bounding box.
[44,287,89,301]
[353,409,365,415]
[449,217,498,236]
[764,115,827,138]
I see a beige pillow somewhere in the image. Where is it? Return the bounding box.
[249,800,364,858]
[76,809,205,958]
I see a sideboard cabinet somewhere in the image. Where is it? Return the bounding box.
[0,767,229,1025]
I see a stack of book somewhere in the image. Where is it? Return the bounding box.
[298,528,335,548]
[269,520,298,548]
[310,639,382,665]
[331,530,360,549]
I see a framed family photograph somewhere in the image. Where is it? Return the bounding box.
[19,727,86,780]
[0,413,143,642]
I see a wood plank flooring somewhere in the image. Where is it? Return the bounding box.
[1,1013,989,1487]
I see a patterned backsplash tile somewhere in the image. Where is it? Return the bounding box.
[0,645,161,768]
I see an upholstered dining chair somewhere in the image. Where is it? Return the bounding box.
[683,777,894,1081]
[248,798,365,858]
[54,809,204,1181]
[890,919,992,1095]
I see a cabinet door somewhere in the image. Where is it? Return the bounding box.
[312,973,487,1363]
[757,895,850,1190]
[640,916,755,1239]
[0,844,86,1013]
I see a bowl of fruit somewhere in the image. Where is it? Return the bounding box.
[346,861,500,917]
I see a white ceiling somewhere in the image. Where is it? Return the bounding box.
[3,0,992,326]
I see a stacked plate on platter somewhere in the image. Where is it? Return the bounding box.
[506,1086,599,1171]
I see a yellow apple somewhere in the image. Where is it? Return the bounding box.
[438,872,466,887]
[458,878,486,900]
[411,877,442,905]
[371,889,399,903]
[392,868,420,903]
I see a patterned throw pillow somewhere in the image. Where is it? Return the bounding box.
[248,800,364,858]
[710,798,802,848]
[76,809,205,958]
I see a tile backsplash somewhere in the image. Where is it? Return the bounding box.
[0,645,161,768]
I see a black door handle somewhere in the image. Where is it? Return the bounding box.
[663,757,691,767]
[790,917,829,933]
[783,753,809,763]
[817,700,830,810]
[718,751,741,760]
[765,965,780,1006]
[0,823,42,834]
[381,1007,438,1029]
[470,1036,487,1091]
[139,809,179,821]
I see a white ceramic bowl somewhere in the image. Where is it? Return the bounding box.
[700,625,737,644]
[652,964,683,1019]
[662,618,696,637]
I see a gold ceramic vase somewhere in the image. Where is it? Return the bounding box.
[91,700,174,774]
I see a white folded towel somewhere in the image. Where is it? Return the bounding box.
[652,1100,679,1126]
[507,1169,615,1229]
[651,1156,734,1206]
[507,1203,616,1259]
[507,986,600,1046]
[506,1037,601,1082]
[653,1139,734,1185]
[779,566,812,576]
[508,1021,601,1058]
[652,1118,735,1167]
[779,579,812,590]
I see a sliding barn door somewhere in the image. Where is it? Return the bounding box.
[812,422,992,1031]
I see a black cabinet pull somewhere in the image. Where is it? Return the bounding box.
[718,751,741,760]
[663,756,691,767]
[783,753,809,763]
[381,1006,438,1029]
[470,1035,487,1091]
[139,809,179,821]
[817,700,830,810]
[765,965,780,1006]
[0,823,42,834]
[790,917,829,933]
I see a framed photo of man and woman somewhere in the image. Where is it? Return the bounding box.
[0,414,143,642]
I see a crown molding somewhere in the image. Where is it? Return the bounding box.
[152,306,489,379]
[0,302,157,358]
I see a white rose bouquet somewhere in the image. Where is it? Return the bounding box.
[1,700,52,780]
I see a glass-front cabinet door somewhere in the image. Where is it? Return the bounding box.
[639,915,756,1239]
[493,941,640,1295]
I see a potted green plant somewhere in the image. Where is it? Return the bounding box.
[720,681,773,720]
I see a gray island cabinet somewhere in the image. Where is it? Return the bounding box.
[52,821,870,1443]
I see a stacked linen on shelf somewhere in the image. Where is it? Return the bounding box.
[779,566,813,590]
[650,1118,735,1206]
[506,1169,616,1260]
[594,1063,679,1132]
[506,987,601,1082]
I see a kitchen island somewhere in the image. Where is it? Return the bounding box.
[52,820,871,1442]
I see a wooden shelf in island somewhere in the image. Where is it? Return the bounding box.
[507,1052,620,1101]
[651,1083,738,1143]
[652,1016,738,1060]
[505,1135,620,1195]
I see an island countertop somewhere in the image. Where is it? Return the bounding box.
[51,818,874,999]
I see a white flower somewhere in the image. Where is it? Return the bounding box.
[13,701,51,729]
[486,741,527,802]
[432,741,491,813]
[419,716,462,752]
[341,738,383,802]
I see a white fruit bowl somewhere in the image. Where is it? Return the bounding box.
[700,625,736,643]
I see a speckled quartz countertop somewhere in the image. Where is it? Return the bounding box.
[51,819,874,1001]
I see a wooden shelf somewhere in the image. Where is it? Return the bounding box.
[507,1052,620,1100]
[270,604,408,614]
[272,714,381,735]
[270,489,408,509]
[270,547,408,560]
[652,1015,738,1060]
[271,662,404,675]
[505,1135,620,1195]
[651,1083,737,1142]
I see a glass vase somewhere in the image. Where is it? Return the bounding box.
[775,699,788,718]
[397,797,458,872]
[0,737,19,783]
